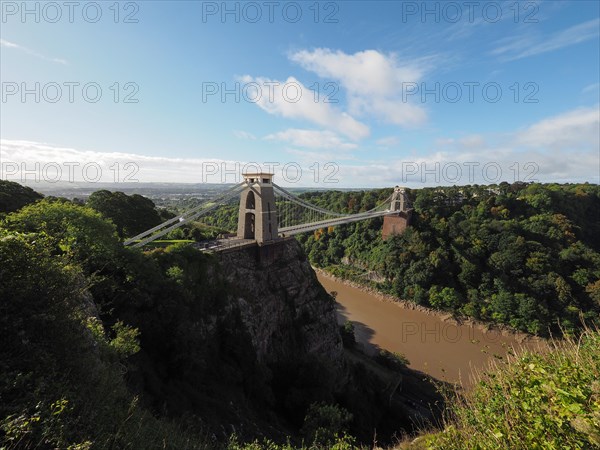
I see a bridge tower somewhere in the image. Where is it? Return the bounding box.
[237,173,279,244]
[382,186,412,240]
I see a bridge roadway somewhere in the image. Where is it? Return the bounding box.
[193,210,391,253]
[193,237,257,253]
[279,209,389,236]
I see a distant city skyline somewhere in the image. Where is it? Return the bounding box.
[1,1,599,187]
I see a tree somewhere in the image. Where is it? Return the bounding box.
[2,198,120,270]
[586,280,600,306]
[87,190,162,238]
[301,402,353,447]
[429,286,462,310]
[0,180,43,213]
[340,321,356,348]
[0,232,109,448]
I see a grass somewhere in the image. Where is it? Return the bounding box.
[400,327,600,450]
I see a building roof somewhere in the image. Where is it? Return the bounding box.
[242,173,274,178]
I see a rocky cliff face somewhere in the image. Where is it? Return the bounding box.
[219,239,345,374]
[124,239,348,441]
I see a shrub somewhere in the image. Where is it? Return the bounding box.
[418,329,600,449]
[301,402,354,447]
[340,321,356,348]
[374,350,410,371]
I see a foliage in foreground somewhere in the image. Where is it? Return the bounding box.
[227,434,356,450]
[413,328,600,450]
[0,231,211,449]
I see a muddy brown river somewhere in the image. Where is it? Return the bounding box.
[317,272,544,387]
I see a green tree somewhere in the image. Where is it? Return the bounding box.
[2,198,120,270]
[87,190,162,238]
[429,286,462,309]
[301,402,353,447]
[0,180,43,214]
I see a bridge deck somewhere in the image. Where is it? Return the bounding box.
[191,211,390,252]
[279,210,388,236]
[193,238,257,253]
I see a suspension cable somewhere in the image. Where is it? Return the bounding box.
[124,181,246,246]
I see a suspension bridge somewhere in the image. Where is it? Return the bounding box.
[124,173,411,251]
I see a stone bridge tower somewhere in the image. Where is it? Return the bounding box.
[382,186,412,239]
[237,173,279,244]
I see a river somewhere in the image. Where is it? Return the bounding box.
[317,272,543,387]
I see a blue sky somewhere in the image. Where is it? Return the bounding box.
[1,0,599,187]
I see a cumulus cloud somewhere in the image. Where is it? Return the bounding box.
[290,48,423,97]
[238,75,369,140]
[0,139,238,184]
[514,107,599,150]
[265,129,357,150]
[330,107,599,187]
[458,135,486,149]
[0,139,349,186]
[333,147,598,188]
[376,136,400,147]
[348,95,427,127]
[290,48,428,127]
[2,106,597,187]
[233,130,257,140]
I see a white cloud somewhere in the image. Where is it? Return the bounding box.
[1,39,68,65]
[491,19,600,61]
[2,106,597,188]
[238,75,369,140]
[333,148,599,188]
[265,129,357,150]
[334,106,600,187]
[290,48,423,97]
[514,107,599,150]
[349,95,427,127]
[290,48,428,127]
[376,136,400,147]
[435,137,455,146]
[0,139,351,186]
[285,148,358,163]
[233,130,257,140]
[0,139,237,184]
[458,135,486,149]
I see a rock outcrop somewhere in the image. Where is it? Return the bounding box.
[219,239,345,374]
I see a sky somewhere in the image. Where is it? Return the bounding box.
[1,0,599,188]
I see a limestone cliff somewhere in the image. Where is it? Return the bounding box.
[219,239,345,373]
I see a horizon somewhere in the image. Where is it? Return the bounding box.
[14,177,599,199]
